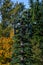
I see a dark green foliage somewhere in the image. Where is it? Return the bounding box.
[11,0,43,65]
[0,0,14,37]
[29,0,43,65]
[1,0,13,29]
[0,0,43,65]
[11,9,33,65]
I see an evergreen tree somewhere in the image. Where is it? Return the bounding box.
[10,0,43,65]
[0,0,43,65]
[1,0,13,29]
[0,0,13,37]
[0,0,25,64]
[11,7,33,65]
[29,0,43,65]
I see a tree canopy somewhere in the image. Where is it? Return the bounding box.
[0,0,43,65]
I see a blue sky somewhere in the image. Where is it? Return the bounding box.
[11,0,41,8]
[11,0,29,8]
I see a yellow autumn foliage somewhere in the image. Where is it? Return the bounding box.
[0,29,14,65]
[0,37,14,57]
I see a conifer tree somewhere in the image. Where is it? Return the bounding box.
[1,0,25,37]
[11,7,33,65]
[0,0,13,37]
[29,0,43,65]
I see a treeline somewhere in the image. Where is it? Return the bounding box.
[0,0,43,65]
